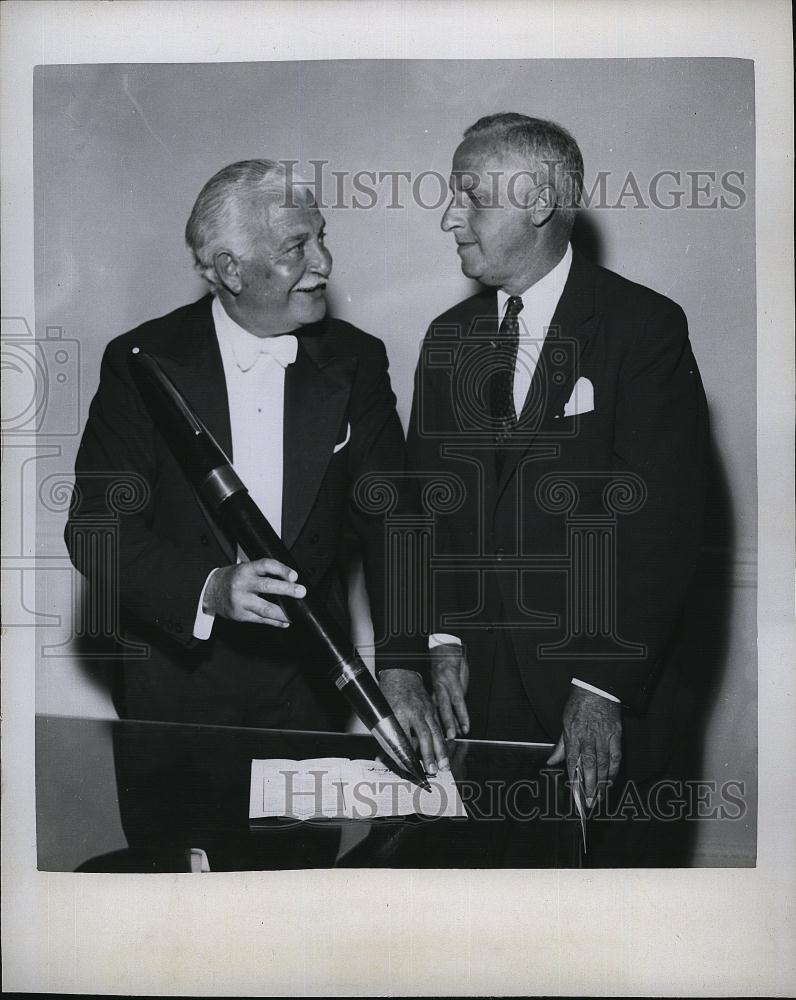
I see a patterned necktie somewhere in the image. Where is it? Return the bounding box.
[490,295,524,474]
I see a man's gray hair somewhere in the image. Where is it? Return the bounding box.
[185,159,300,285]
[464,113,584,234]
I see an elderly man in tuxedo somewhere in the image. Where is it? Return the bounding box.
[407,114,708,856]
[67,159,445,769]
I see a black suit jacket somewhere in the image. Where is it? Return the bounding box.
[408,250,708,771]
[67,294,418,727]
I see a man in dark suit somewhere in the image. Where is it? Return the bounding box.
[407,114,708,855]
[67,160,444,767]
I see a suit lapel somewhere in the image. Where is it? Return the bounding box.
[155,294,233,459]
[151,295,237,562]
[495,250,598,497]
[281,323,355,550]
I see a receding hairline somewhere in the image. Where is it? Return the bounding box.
[452,132,535,167]
[456,123,576,164]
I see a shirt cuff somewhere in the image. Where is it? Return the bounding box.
[193,568,221,640]
[571,677,621,703]
[429,633,462,649]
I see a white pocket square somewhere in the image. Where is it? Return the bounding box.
[563,377,594,417]
[333,422,351,453]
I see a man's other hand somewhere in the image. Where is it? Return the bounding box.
[547,686,622,805]
[430,643,470,739]
[379,668,449,775]
[203,558,305,626]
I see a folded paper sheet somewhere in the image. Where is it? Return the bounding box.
[249,757,466,820]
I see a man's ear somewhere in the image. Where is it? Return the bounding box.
[529,184,557,227]
[213,250,243,295]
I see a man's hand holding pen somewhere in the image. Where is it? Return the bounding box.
[379,644,472,775]
[547,686,623,807]
[379,669,449,775]
[203,558,306,627]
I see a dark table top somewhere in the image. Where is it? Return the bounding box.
[36,715,583,872]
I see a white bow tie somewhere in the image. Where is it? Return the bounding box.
[235,334,298,372]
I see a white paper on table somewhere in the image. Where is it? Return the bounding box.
[249,757,346,820]
[249,757,466,820]
[343,760,466,820]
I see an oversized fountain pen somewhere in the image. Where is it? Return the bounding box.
[130,347,430,792]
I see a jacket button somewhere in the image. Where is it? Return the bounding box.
[309,533,320,544]
[200,534,210,546]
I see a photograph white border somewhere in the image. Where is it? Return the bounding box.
[2,1,794,995]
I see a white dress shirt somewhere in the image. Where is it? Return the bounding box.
[430,244,619,704]
[193,296,298,639]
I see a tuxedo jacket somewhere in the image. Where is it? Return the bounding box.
[408,250,709,766]
[67,294,418,727]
